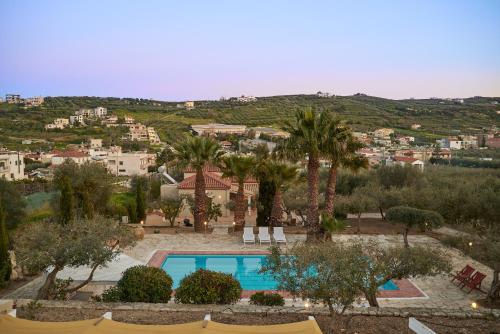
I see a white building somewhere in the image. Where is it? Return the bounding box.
[147,127,161,144]
[24,96,44,107]
[89,138,103,149]
[69,115,84,125]
[373,128,394,139]
[184,101,195,110]
[106,151,155,176]
[251,127,290,139]
[51,151,90,165]
[45,118,70,130]
[236,95,257,102]
[94,107,107,117]
[75,107,107,118]
[387,156,424,171]
[0,151,26,180]
[123,123,160,144]
[191,123,247,136]
[124,116,135,124]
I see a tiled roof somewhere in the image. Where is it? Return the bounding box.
[183,163,221,173]
[178,172,231,190]
[394,156,418,163]
[54,150,89,158]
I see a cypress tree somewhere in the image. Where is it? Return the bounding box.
[0,201,11,287]
[135,179,146,224]
[59,176,74,225]
[256,180,276,226]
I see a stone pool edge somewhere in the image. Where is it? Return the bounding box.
[146,250,427,299]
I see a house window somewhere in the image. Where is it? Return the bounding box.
[119,161,124,165]
[119,169,126,172]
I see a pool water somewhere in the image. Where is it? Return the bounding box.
[161,254,400,291]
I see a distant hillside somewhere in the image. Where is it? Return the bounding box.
[1,94,498,150]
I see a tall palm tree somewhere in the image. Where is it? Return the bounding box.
[173,136,223,232]
[267,161,298,226]
[322,119,368,216]
[284,108,329,239]
[220,155,255,230]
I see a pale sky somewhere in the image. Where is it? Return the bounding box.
[1,0,499,100]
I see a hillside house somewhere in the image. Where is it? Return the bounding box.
[0,151,26,180]
[106,150,155,176]
[387,156,424,171]
[191,123,247,136]
[51,151,90,165]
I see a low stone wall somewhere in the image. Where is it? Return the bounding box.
[7,299,500,320]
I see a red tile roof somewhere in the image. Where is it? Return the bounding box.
[394,156,418,163]
[183,163,221,173]
[178,172,231,190]
[54,150,89,158]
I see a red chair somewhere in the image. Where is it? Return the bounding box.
[451,265,475,285]
[460,271,486,294]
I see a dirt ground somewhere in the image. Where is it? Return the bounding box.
[16,307,500,334]
[342,218,425,235]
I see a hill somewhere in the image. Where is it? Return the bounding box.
[0,94,498,150]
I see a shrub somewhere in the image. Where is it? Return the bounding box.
[116,265,173,303]
[249,292,285,306]
[94,286,122,302]
[175,269,241,304]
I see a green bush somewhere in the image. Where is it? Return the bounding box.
[249,292,285,306]
[103,265,173,303]
[94,286,122,302]
[175,269,242,304]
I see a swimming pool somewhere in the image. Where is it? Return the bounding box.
[160,254,399,291]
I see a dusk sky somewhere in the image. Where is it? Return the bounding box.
[1,0,499,101]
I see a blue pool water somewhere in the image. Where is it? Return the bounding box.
[161,254,399,291]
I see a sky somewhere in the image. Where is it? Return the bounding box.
[1,0,500,101]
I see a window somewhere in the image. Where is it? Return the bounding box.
[119,169,126,172]
[119,161,124,165]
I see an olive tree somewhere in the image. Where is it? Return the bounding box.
[352,241,451,307]
[160,198,184,227]
[338,190,376,233]
[386,206,443,247]
[14,216,135,300]
[262,241,451,309]
[262,243,362,316]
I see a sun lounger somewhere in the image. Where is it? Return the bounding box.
[258,227,272,244]
[243,227,255,244]
[273,227,287,244]
[451,264,475,285]
[460,271,486,293]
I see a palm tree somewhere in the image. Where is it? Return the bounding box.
[173,136,223,232]
[284,108,329,239]
[322,120,368,217]
[220,155,255,230]
[267,162,298,226]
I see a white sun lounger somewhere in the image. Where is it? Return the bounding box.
[258,227,272,244]
[273,227,287,244]
[243,227,255,244]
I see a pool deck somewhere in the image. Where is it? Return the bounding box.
[4,232,492,311]
[123,233,493,309]
[147,249,426,299]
